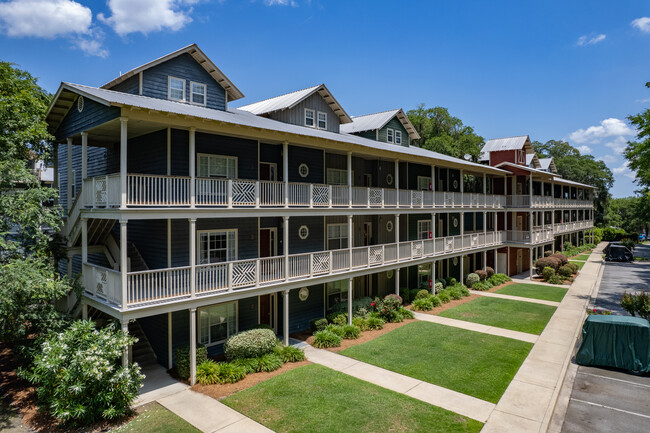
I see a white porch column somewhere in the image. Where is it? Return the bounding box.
[529,247,534,278]
[81,132,88,180]
[122,320,129,367]
[483,173,487,207]
[395,214,400,245]
[66,137,73,212]
[395,268,400,295]
[395,160,399,206]
[53,143,59,206]
[189,308,197,385]
[348,215,353,269]
[120,220,128,307]
[283,216,289,278]
[283,142,289,208]
[81,218,88,263]
[283,290,290,346]
[120,118,128,209]
[167,128,171,175]
[347,151,352,206]
[460,255,464,284]
[431,261,436,294]
[483,250,487,270]
[347,278,353,325]
[82,302,88,320]
[168,312,173,369]
[189,127,196,208]
[431,165,435,192]
[494,248,499,273]
[189,218,196,297]
[167,219,172,268]
[460,212,464,237]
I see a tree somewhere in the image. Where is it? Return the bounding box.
[625,82,650,189]
[533,139,614,226]
[407,104,484,161]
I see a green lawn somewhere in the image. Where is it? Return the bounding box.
[340,321,532,403]
[495,283,567,302]
[569,260,586,270]
[113,402,199,433]
[439,297,556,335]
[570,254,590,261]
[222,364,483,433]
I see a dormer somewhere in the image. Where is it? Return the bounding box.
[237,84,351,133]
[526,153,542,169]
[480,135,534,167]
[539,157,558,174]
[340,109,420,147]
[100,44,244,111]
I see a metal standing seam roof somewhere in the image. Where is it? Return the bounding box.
[526,153,541,169]
[539,158,557,173]
[340,109,421,140]
[482,135,532,152]
[47,82,508,175]
[495,161,596,189]
[236,84,352,124]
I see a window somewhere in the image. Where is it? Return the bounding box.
[386,128,394,143]
[327,223,348,250]
[190,82,206,105]
[418,263,431,289]
[199,302,237,345]
[417,176,432,191]
[327,168,350,185]
[298,225,309,240]
[305,109,315,127]
[198,230,237,264]
[168,77,185,101]
[417,220,431,240]
[317,111,327,129]
[298,163,309,178]
[395,130,402,145]
[198,154,237,179]
[326,280,348,310]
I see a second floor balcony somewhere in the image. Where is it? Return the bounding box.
[506,194,593,209]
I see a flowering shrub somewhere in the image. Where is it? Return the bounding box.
[372,294,402,322]
[23,320,143,426]
[465,273,480,288]
[224,328,277,360]
[586,308,612,315]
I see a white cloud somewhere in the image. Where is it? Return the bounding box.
[631,17,650,33]
[568,118,635,144]
[636,97,650,104]
[603,136,629,155]
[99,0,197,36]
[74,34,109,58]
[576,145,592,154]
[577,34,606,46]
[0,0,91,38]
[612,161,636,180]
[264,0,298,6]
[597,154,618,164]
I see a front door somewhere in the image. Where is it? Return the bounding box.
[259,228,277,258]
[259,163,277,181]
[259,293,277,332]
[363,222,372,246]
[516,249,523,274]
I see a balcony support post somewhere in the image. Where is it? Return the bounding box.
[494,248,498,273]
[283,216,289,278]
[395,268,400,295]
[395,160,399,207]
[168,312,173,369]
[81,218,88,263]
[529,247,534,278]
[460,255,464,284]
[348,215,353,269]
[431,261,436,294]
[483,250,487,271]
[347,278,353,325]
[81,132,88,180]
[483,173,487,207]
[395,214,400,246]
[189,127,196,208]
[120,220,128,307]
[189,218,196,298]
[121,320,129,367]
[431,165,435,193]
[82,302,88,320]
[67,137,73,212]
[347,152,352,206]
[283,142,289,208]
[189,308,196,385]
[120,117,128,209]
[460,169,464,206]
[283,290,290,346]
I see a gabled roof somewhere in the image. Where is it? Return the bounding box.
[100,44,244,102]
[237,84,352,124]
[45,82,507,176]
[526,153,541,169]
[539,157,557,173]
[495,161,595,189]
[340,109,420,140]
[482,135,534,153]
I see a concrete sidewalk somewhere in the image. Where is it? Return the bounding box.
[481,242,606,433]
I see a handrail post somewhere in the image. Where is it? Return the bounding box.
[227,262,233,291]
[256,259,260,286]
[309,184,313,208]
[189,218,196,298]
[309,253,313,277]
[329,250,333,274]
[227,179,233,208]
[255,181,260,208]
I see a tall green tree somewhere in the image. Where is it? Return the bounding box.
[407,104,484,161]
[533,139,614,226]
[625,82,650,188]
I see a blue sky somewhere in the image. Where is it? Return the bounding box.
[1,0,649,197]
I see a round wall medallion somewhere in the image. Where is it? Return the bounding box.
[386,173,394,185]
[298,163,309,178]
[452,179,459,189]
[77,95,84,113]
[453,257,458,266]
[386,270,394,279]
[299,287,309,301]
[386,221,394,232]
[298,225,309,240]
[453,217,459,228]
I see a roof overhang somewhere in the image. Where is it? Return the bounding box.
[392,109,420,140]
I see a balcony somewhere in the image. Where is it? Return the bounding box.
[554,220,594,234]
[82,231,506,309]
[506,195,593,209]
[81,173,506,211]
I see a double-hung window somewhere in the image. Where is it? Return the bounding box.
[168,77,185,101]
[190,82,206,105]
[417,220,431,240]
[326,280,348,310]
[198,154,237,179]
[198,230,237,264]
[387,128,394,143]
[417,176,432,191]
[327,168,349,185]
[199,302,237,346]
[395,130,402,145]
[305,109,315,127]
[317,111,327,129]
[327,223,348,250]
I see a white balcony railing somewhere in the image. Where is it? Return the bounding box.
[506,194,592,209]
[84,231,506,308]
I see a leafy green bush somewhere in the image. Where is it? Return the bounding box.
[558,265,573,277]
[412,297,434,311]
[274,345,305,363]
[310,318,328,332]
[399,306,415,319]
[621,290,650,320]
[415,289,430,300]
[372,294,402,321]
[24,321,143,425]
[176,344,208,380]
[257,353,283,372]
[593,227,603,244]
[224,328,277,361]
[448,286,463,300]
[330,297,373,316]
[535,257,560,274]
[567,262,579,273]
[325,324,345,337]
[326,312,348,326]
[473,281,493,291]
[458,285,470,297]
[352,316,368,331]
[446,277,457,286]
[465,273,480,288]
[231,357,260,374]
[434,282,443,293]
[365,316,385,330]
[342,324,361,339]
[548,274,563,285]
[390,310,404,322]
[196,361,247,385]
[620,238,636,251]
[429,295,442,308]
[542,266,556,282]
[312,330,342,348]
[438,291,451,303]
[488,273,511,286]
[435,278,447,289]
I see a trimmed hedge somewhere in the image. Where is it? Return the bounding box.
[224,329,277,361]
[535,257,560,274]
[176,344,208,380]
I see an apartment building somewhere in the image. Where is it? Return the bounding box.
[45,44,595,384]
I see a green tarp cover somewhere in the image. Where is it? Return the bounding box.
[576,315,650,373]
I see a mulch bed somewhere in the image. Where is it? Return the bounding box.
[405,281,516,316]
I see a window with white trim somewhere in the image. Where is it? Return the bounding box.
[326,280,348,310]
[190,82,206,105]
[417,176,432,191]
[417,220,431,240]
[198,230,237,264]
[168,77,185,101]
[395,130,402,145]
[386,128,394,143]
[317,111,327,129]
[198,154,237,179]
[327,168,351,185]
[199,302,237,346]
[305,109,315,127]
[327,223,348,250]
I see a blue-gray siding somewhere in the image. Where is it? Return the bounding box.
[269,92,341,133]
[56,96,120,140]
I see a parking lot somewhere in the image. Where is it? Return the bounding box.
[561,244,650,433]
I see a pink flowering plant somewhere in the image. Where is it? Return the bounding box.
[372,294,403,321]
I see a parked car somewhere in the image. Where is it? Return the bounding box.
[604,244,634,262]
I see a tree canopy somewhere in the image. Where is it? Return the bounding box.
[407,104,484,161]
[625,83,650,189]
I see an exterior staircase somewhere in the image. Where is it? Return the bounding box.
[129,320,158,368]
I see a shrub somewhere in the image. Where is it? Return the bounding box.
[465,273,480,288]
[412,297,434,311]
[257,353,283,372]
[196,361,247,385]
[390,310,404,323]
[399,287,411,303]
[365,316,385,330]
[231,357,260,374]
[564,242,574,250]
[326,312,348,326]
[176,344,208,380]
[475,270,488,281]
[550,253,568,267]
[448,287,463,300]
[438,291,451,303]
[274,345,305,363]
[313,330,342,348]
[24,321,144,425]
[621,290,650,320]
[434,282,443,293]
[446,277,457,286]
[542,266,556,282]
[310,318,328,332]
[558,265,573,277]
[224,328,277,361]
[620,238,636,251]
[372,294,402,321]
[488,273,511,286]
[535,257,560,274]
[342,324,361,339]
[399,306,415,319]
[415,289,430,300]
[548,274,563,285]
[325,324,345,337]
[485,266,495,278]
[330,297,373,317]
[252,323,273,330]
[567,262,579,273]
[458,284,470,297]
[473,281,492,291]
[429,295,442,308]
[435,278,447,289]
[352,316,369,331]
[544,250,552,257]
